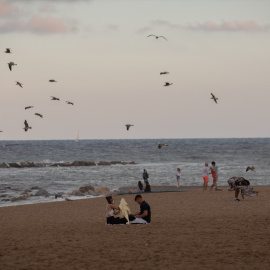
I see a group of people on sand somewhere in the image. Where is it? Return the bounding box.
[136,169,151,193]
[203,161,219,191]
[105,194,151,225]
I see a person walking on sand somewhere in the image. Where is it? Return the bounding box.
[143,169,149,185]
[202,163,210,191]
[176,168,181,187]
[210,161,219,191]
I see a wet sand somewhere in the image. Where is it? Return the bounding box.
[0,186,269,270]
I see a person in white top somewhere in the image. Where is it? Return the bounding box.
[202,163,211,191]
[176,168,181,187]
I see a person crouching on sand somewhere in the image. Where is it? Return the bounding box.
[176,168,181,187]
[134,195,151,223]
[105,196,128,225]
[202,162,210,191]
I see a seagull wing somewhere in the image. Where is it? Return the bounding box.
[24,120,28,128]
[211,93,215,98]
[8,63,12,71]
[159,36,168,40]
[147,34,156,38]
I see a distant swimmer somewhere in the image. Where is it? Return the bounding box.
[164,82,173,86]
[4,48,11,53]
[49,79,57,82]
[35,113,43,118]
[211,93,218,104]
[160,71,169,75]
[51,96,60,101]
[147,34,167,41]
[66,101,74,105]
[246,166,255,172]
[8,62,17,71]
[15,81,23,88]
[23,120,32,132]
[158,143,168,149]
[25,106,34,110]
[125,124,134,131]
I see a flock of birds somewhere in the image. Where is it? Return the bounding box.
[4,48,75,133]
[125,34,219,149]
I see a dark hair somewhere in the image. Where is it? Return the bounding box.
[138,181,143,191]
[106,196,112,204]
[135,194,142,201]
[211,161,215,165]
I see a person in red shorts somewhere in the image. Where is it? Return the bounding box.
[202,162,210,191]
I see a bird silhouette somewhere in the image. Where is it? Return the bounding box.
[15,81,23,88]
[49,79,57,82]
[246,166,255,172]
[66,101,74,105]
[211,93,218,104]
[35,113,43,118]
[51,96,60,101]
[8,62,17,71]
[23,120,32,132]
[4,48,11,53]
[125,124,134,131]
[25,106,34,110]
[147,34,167,41]
[164,82,173,86]
[158,143,168,149]
[160,72,169,75]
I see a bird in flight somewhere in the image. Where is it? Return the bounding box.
[51,96,60,101]
[25,106,34,110]
[210,93,218,104]
[0,131,3,133]
[15,81,23,88]
[49,79,57,82]
[8,62,17,71]
[4,48,11,53]
[164,82,173,86]
[147,34,167,41]
[246,166,255,172]
[23,120,32,132]
[160,72,169,75]
[158,143,168,149]
[66,101,74,105]
[125,124,134,131]
[35,113,43,118]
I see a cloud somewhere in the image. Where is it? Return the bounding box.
[185,20,270,32]
[136,26,154,34]
[106,24,119,31]
[0,15,78,34]
[39,3,57,13]
[0,1,19,17]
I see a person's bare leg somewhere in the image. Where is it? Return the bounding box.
[177,179,180,187]
[235,189,239,199]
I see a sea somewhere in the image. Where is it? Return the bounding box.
[0,138,269,207]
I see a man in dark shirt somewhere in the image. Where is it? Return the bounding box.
[134,195,151,223]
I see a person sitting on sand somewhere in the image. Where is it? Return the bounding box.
[136,181,144,192]
[105,196,128,224]
[144,182,151,192]
[227,176,258,201]
[176,168,181,187]
[134,194,151,223]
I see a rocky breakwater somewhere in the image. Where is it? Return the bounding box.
[0,160,137,168]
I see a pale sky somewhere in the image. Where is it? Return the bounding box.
[1,0,270,140]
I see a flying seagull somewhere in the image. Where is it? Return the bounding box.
[125,124,134,131]
[0,131,3,132]
[158,143,168,149]
[35,113,43,118]
[4,48,11,53]
[15,81,23,88]
[66,101,74,105]
[164,82,173,86]
[23,120,32,132]
[147,34,167,41]
[211,93,218,104]
[8,62,17,71]
[246,166,255,172]
[160,72,169,75]
[51,96,60,101]
[49,79,57,82]
[25,106,34,110]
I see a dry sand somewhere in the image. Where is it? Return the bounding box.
[0,186,269,270]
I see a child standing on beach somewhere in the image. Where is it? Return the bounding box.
[176,168,181,187]
[202,163,210,191]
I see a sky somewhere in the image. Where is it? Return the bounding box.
[1,0,270,140]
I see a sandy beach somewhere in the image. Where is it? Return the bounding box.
[0,186,269,270]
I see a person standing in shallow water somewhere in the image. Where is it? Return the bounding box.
[176,168,181,187]
[202,162,210,191]
[143,169,149,185]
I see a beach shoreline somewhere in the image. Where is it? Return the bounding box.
[0,186,269,269]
